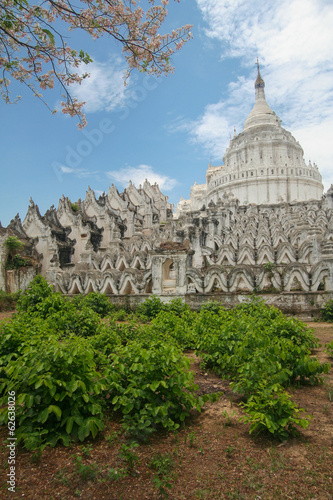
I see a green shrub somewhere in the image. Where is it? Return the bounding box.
[0,336,106,449]
[136,296,164,320]
[106,339,219,439]
[199,301,225,315]
[321,300,333,322]
[240,384,311,440]
[0,291,20,312]
[46,305,103,338]
[72,292,114,317]
[151,310,198,350]
[33,292,68,319]
[112,309,128,322]
[0,314,56,363]
[194,299,330,439]
[17,275,53,314]
[115,320,145,344]
[325,340,333,358]
[4,236,26,268]
[164,298,189,317]
[88,327,122,368]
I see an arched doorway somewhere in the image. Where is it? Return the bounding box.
[162,258,176,292]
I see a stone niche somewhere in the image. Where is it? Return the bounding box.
[151,242,193,295]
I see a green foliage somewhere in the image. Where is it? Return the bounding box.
[321,300,333,322]
[136,295,165,319]
[194,298,330,438]
[164,298,190,317]
[17,275,53,314]
[32,292,68,319]
[70,202,79,212]
[150,310,198,350]
[73,455,99,481]
[115,320,146,344]
[0,291,329,448]
[46,305,103,338]
[263,262,276,273]
[88,327,122,369]
[5,235,25,255]
[325,340,333,358]
[106,339,218,440]
[0,336,106,449]
[4,235,31,269]
[149,452,174,498]
[72,292,114,317]
[0,313,56,366]
[199,301,225,315]
[112,309,128,321]
[6,254,31,269]
[118,442,140,472]
[240,384,311,440]
[136,296,190,320]
[0,290,20,311]
[17,287,106,337]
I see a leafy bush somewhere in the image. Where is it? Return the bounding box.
[113,309,128,322]
[0,336,106,449]
[72,292,114,317]
[1,291,329,446]
[4,235,25,254]
[0,290,20,312]
[194,298,330,438]
[321,300,333,322]
[106,339,218,439]
[136,296,165,319]
[6,254,32,269]
[0,314,56,365]
[46,305,103,338]
[88,327,122,368]
[4,236,27,268]
[240,384,311,440]
[164,298,190,317]
[17,275,53,314]
[33,292,68,319]
[150,310,198,350]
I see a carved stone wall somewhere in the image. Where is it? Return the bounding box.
[1,180,333,311]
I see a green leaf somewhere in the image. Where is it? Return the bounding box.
[123,403,134,415]
[48,405,62,419]
[42,29,55,45]
[65,416,74,434]
[150,381,160,392]
[83,394,90,403]
[26,395,34,408]
[39,408,49,424]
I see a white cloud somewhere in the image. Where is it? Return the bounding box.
[59,165,100,179]
[73,55,129,113]
[106,164,178,191]
[189,0,333,186]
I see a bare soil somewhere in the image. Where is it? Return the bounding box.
[0,312,332,499]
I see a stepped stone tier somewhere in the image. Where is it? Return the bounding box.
[1,65,333,315]
[176,63,323,214]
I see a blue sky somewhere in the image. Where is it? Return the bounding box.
[1,0,333,227]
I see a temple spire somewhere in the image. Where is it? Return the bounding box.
[255,57,266,102]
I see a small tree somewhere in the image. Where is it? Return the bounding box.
[4,235,25,267]
[0,0,192,127]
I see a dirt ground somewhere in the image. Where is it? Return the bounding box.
[0,312,332,499]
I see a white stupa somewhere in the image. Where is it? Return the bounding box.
[177,61,323,215]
